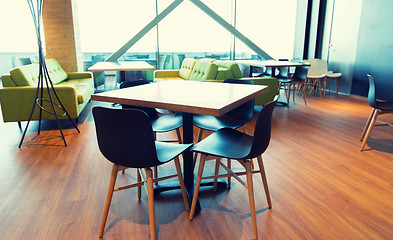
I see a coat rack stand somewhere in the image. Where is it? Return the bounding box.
[19,0,80,148]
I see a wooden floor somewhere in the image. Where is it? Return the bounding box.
[0,91,393,240]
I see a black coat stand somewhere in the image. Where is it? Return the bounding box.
[19,0,80,148]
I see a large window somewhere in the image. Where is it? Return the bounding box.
[236,0,298,60]
[0,0,299,76]
[157,0,232,68]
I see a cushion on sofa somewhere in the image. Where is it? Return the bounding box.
[10,63,40,86]
[178,58,197,80]
[57,78,94,104]
[9,59,68,86]
[45,59,68,85]
[213,60,243,79]
[188,61,218,80]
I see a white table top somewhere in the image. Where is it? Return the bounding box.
[88,61,155,72]
[91,80,268,117]
[237,60,310,68]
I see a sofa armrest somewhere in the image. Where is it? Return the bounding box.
[154,70,180,78]
[1,74,17,87]
[241,77,279,106]
[0,86,80,122]
[67,72,93,80]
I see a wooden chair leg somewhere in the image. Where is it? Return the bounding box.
[173,157,190,211]
[318,79,322,97]
[175,128,182,144]
[213,159,220,191]
[227,158,231,187]
[153,166,158,186]
[360,108,377,142]
[286,83,291,106]
[301,83,307,105]
[137,169,142,200]
[193,128,203,167]
[245,161,258,240]
[189,154,207,220]
[360,109,379,151]
[257,156,272,208]
[291,83,296,102]
[335,78,339,96]
[99,164,119,238]
[145,168,156,240]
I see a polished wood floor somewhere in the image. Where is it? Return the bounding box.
[0,91,392,240]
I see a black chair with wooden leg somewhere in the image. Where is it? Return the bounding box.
[278,66,309,106]
[189,99,277,240]
[120,80,183,180]
[193,79,256,183]
[360,74,393,151]
[93,107,191,240]
[120,80,183,143]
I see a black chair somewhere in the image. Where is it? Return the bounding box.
[189,99,277,240]
[278,66,309,106]
[252,66,273,77]
[120,80,183,180]
[276,59,290,79]
[93,107,191,239]
[193,79,255,165]
[120,80,183,143]
[360,74,393,151]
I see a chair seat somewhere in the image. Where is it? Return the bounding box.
[326,72,342,78]
[191,128,252,159]
[375,100,393,111]
[193,114,248,132]
[152,112,183,132]
[307,73,326,78]
[278,78,293,83]
[156,141,192,164]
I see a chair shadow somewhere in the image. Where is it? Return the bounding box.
[364,137,393,154]
[103,187,192,238]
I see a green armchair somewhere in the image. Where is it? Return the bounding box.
[0,59,94,124]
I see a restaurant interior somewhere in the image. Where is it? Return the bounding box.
[0,0,392,239]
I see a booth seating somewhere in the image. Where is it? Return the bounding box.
[154,58,279,106]
[0,59,94,124]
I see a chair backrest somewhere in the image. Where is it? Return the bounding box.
[303,59,328,75]
[119,80,158,119]
[276,67,289,78]
[246,98,277,158]
[292,66,309,81]
[92,107,160,168]
[188,60,218,80]
[367,74,377,108]
[223,79,255,122]
[264,67,273,76]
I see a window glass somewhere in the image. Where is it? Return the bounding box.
[157,1,231,68]
[236,0,297,60]
[0,1,37,52]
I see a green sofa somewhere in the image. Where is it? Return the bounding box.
[211,60,279,106]
[0,59,94,124]
[154,58,278,106]
[154,58,218,81]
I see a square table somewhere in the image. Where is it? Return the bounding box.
[91,80,268,211]
[88,61,155,83]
